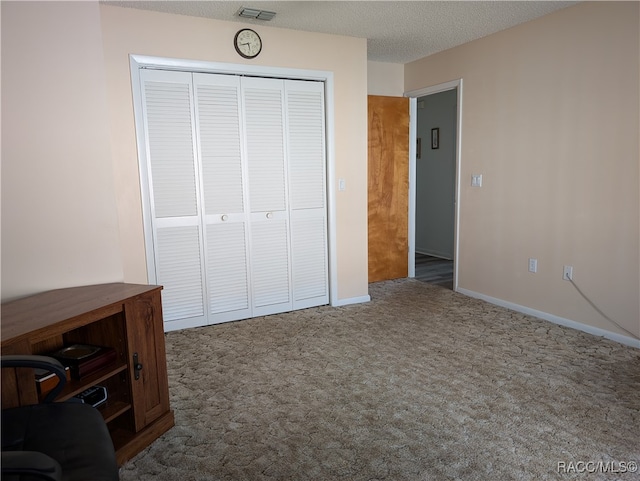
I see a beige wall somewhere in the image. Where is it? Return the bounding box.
[4,1,637,340]
[1,1,123,301]
[406,1,640,339]
[367,61,404,96]
[0,3,368,303]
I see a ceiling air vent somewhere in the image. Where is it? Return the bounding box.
[237,7,276,21]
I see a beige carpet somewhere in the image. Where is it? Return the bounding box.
[120,279,639,481]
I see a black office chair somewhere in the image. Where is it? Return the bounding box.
[1,355,119,481]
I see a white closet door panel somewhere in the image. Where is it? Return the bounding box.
[193,74,245,215]
[286,80,328,310]
[155,225,205,323]
[206,223,251,318]
[242,78,287,213]
[286,81,326,211]
[141,70,198,218]
[137,69,330,330]
[250,219,291,313]
[291,211,329,307]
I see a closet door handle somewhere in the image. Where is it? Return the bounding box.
[266,212,273,219]
[221,214,228,221]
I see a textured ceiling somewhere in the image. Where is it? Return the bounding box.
[104,1,578,63]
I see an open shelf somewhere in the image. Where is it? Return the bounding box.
[43,361,129,402]
[101,400,132,424]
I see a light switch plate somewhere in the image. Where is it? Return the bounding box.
[471,174,483,187]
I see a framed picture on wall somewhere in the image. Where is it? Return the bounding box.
[431,128,439,149]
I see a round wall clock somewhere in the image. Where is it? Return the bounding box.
[234,28,262,59]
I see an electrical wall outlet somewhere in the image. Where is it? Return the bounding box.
[563,265,573,281]
[528,258,538,273]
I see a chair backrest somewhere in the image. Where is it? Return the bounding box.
[1,356,119,481]
[1,355,67,403]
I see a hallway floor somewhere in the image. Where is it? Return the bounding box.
[415,253,453,290]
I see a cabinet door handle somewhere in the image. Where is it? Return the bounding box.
[133,352,143,380]
[221,214,228,221]
[266,212,273,219]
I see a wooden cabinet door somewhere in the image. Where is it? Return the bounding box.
[125,291,170,431]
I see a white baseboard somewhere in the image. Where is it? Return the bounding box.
[332,295,371,307]
[457,288,640,349]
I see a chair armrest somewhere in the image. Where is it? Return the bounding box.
[1,355,67,403]
[1,451,63,481]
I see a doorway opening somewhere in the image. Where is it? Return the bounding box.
[406,80,462,291]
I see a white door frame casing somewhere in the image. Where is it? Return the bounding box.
[405,79,463,290]
[129,54,339,308]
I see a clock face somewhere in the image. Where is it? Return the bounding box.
[234,29,262,59]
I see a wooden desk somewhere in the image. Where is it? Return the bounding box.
[1,283,175,465]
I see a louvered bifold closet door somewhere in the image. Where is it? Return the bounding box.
[286,80,329,309]
[140,69,206,329]
[241,77,293,317]
[193,73,251,323]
